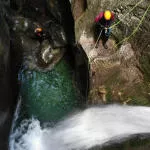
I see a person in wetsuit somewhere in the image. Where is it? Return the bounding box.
[94,10,115,49]
[34,27,50,44]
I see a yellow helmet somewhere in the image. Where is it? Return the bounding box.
[104,10,111,20]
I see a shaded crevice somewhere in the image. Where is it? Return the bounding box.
[83,0,88,11]
[57,0,75,44]
[72,0,88,20]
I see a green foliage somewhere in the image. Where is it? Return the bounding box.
[128,96,150,106]
[140,55,150,82]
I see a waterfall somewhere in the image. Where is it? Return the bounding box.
[9,104,150,150]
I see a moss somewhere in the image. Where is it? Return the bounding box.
[139,54,150,82]
[101,70,150,105]
[129,137,150,147]
[122,83,150,106]
[105,87,113,103]
[128,96,150,106]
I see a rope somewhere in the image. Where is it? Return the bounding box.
[114,3,150,47]
[93,29,103,49]
[110,0,144,29]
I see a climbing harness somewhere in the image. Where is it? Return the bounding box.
[105,28,111,37]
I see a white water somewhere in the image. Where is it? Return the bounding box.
[9,104,150,150]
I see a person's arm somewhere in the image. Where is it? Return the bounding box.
[94,12,104,23]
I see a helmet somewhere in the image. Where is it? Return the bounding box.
[104,10,111,20]
[35,27,42,33]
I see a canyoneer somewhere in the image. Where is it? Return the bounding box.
[94,10,114,49]
[34,27,53,46]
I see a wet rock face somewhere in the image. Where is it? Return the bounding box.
[46,0,75,44]
[8,17,67,72]
[89,134,150,150]
[0,11,13,150]
[7,1,68,71]
[71,0,87,20]
[0,13,11,112]
[72,0,150,105]
[0,0,10,6]
[10,0,46,20]
[8,0,75,67]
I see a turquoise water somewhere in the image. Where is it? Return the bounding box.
[19,57,82,122]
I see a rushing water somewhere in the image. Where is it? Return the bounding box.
[9,104,150,150]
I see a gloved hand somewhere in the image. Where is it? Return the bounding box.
[105,28,111,37]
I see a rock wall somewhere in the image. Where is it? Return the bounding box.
[71,0,87,20]
[46,0,75,44]
[0,5,13,149]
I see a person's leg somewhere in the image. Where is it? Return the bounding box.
[102,28,111,49]
[95,27,103,48]
[93,23,99,43]
[102,35,109,49]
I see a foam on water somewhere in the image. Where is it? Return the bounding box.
[9,104,150,150]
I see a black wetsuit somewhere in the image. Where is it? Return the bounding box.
[94,12,114,47]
